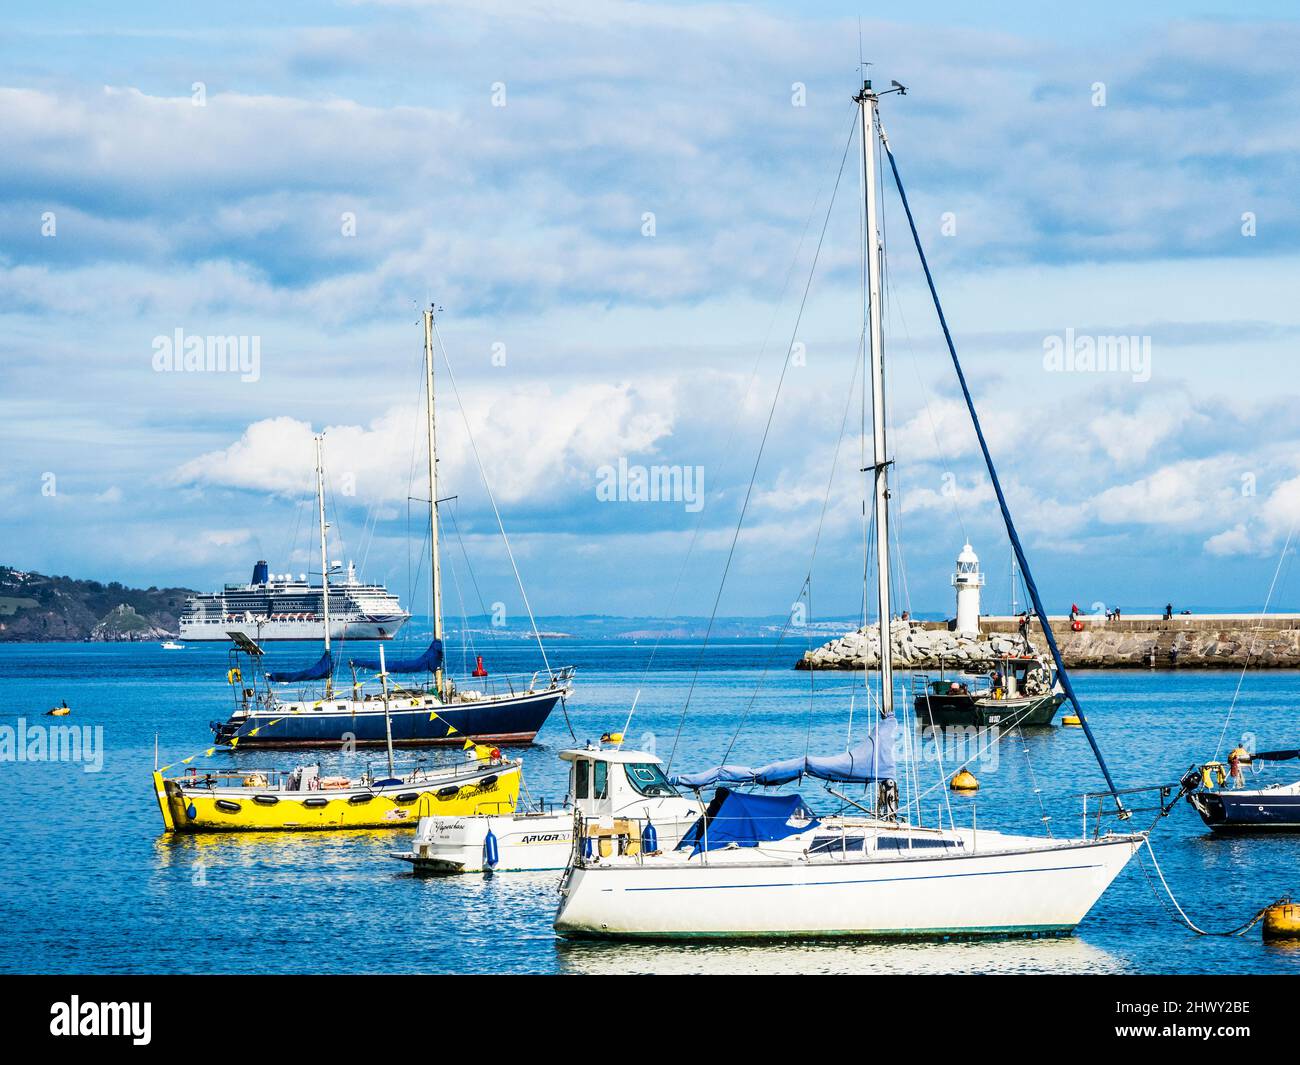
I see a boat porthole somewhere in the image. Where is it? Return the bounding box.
[253,795,279,806]
[304,797,329,808]
[348,794,374,805]
[436,786,460,799]
[215,799,241,813]
[396,792,419,803]
[479,775,498,789]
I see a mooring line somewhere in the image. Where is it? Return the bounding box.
[1137,837,1279,937]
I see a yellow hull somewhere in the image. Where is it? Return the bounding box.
[154,765,519,833]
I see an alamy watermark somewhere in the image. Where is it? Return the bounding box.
[595,458,704,513]
[1042,327,1151,383]
[0,718,104,773]
[152,328,261,382]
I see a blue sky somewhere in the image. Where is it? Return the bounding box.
[3,1,1300,622]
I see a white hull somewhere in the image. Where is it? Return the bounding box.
[394,810,701,875]
[554,829,1142,939]
[179,616,407,641]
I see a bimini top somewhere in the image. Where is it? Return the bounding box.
[677,788,819,855]
[669,716,897,790]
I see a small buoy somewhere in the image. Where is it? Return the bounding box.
[472,655,488,678]
[950,768,979,792]
[483,827,500,870]
[1062,713,1082,727]
[641,818,659,854]
[1263,899,1300,940]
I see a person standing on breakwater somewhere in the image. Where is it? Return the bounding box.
[1164,603,1173,620]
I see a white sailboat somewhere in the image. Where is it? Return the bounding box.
[553,79,1143,940]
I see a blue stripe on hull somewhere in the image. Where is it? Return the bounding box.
[226,691,562,747]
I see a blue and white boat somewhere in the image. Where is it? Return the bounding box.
[210,309,574,750]
[1185,750,1300,831]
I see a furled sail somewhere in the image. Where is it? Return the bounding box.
[669,716,897,789]
[266,651,334,684]
[349,640,444,674]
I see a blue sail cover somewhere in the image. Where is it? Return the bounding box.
[677,788,820,855]
[349,640,444,674]
[670,715,898,789]
[266,651,334,684]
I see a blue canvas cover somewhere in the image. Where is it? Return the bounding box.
[266,650,334,684]
[349,640,444,674]
[677,788,819,855]
[670,715,898,789]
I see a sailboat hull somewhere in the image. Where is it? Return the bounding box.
[154,763,519,833]
[213,688,565,748]
[554,834,1142,940]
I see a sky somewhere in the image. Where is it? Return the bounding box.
[3,1,1300,623]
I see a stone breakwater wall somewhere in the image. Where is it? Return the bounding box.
[796,621,1044,672]
[796,617,1300,670]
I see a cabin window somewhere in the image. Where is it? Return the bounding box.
[573,762,589,799]
[593,761,608,799]
[624,762,678,798]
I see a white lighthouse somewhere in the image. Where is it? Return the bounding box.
[952,542,984,635]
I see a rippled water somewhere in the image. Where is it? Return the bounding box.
[4,639,1300,974]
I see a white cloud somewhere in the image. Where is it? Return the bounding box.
[172,380,677,507]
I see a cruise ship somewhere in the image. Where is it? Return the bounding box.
[179,560,409,642]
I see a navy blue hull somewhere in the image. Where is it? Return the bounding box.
[1189,789,1300,832]
[218,690,563,748]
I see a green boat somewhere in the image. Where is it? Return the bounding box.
[912,655,1064,728]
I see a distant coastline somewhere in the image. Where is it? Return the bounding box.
[0,566,193,642]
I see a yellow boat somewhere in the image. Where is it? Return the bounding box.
[153,755,519,833]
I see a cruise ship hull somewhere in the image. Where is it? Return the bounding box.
[179,616,407,642]
[214,688,565,748]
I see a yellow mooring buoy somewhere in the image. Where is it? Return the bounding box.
[1061,713,1082,727]
[950,768,979,792]
[1263,899,1300,941]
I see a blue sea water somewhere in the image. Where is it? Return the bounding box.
[2,638,1300,975]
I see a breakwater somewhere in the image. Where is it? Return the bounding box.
[796,615,1300,670]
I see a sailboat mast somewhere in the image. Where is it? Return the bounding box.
[315,433,331,653]
[423,308,445,694]
[858,81,894,719]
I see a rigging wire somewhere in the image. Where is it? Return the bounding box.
[1214,523,1296,760]
[428,317,552,677]
[1138,838,1279,937]
[665,107,859,774]
[879,118,1128,814]
[446,505,502,656]
[617,109,860,746]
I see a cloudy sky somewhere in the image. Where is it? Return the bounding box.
[3,0,1300,622]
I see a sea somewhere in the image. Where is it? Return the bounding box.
[3,638,1299,975]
